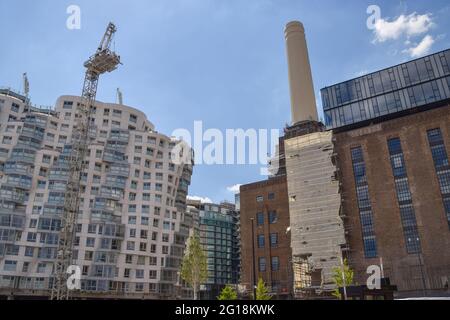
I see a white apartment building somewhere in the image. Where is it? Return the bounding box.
[0,88,194,299]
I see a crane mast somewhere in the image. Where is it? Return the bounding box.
[51,22,121,300]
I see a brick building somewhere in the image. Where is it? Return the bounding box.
[323,49,450,297]
[239,176,292,299]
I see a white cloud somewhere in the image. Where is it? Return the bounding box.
[403,35,435,58]
[373,12,434,43]
[226,184,242,194]
[187,195,212,203]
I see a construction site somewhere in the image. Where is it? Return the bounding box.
[0,23,194,299]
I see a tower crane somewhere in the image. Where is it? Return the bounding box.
[51,22,121,300]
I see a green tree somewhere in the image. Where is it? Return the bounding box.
[331,258,355,299]
[180,231,207,300]
[217,285,238,300]
[255,278,272,300]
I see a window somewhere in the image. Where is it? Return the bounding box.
[3,260,17,271]
[82,266,89,276]
[136,269,144,279]
[37,180,46,189]
[427,128,450,228]
[258,257,266,272]
[270,233,278,247]
[86,237,95,247]
[22,262,30,273]
[27,232,37,242]
[271,257,280,271]
[268,192,275,200]
[127,241,135,251]
[149,270,157,279]
[2,136,12,144]
[256,195,263,202]
[351,146,378,258]
[128,216,136,224]
[85,251,93,261]
[388,138,421,254]
[269,211,277,224]
[42,154,52,164]
[256,212,264,226]
[29,219,37,228]
[25,247,34,257]
[11,103,20,112]
[88,224,96,234]
[257,234,265,248]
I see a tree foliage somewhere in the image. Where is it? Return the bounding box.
[180,231,207,300]
[217,285,238,300]
[255,278,271,300]
[331,258,354,299]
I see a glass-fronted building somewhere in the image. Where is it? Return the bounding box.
[321,49,450,130]
[197,202,240,299]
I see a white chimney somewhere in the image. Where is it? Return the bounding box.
[284,21,318,124]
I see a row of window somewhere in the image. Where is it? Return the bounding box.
[322,50,450,110]
[258,256,280,272]
[427,128,450,227]
[256,211,278,226]
[257,233,279,248]
[255,192,275,202]
[351,129,448,257]
[324,76,450,129]
[387,138,422,254]
[351,147,378,258]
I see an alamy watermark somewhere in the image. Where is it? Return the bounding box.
[366,5,382,30]
[170,121,281,176]
[66,5,81,30]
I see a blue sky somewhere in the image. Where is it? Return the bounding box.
[1,0,450,203]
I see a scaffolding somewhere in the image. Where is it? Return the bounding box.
[284,129,347,297]
[50,22,121,300]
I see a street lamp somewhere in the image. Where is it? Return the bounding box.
[250,217,257,300]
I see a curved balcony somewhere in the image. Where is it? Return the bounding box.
[41,204,64,216]
[23,114,48,128]
[0,228,20,243]
[109,129,130,143]
[0,212,26,229]
[48,169,69,182]
[47,181,67,192]
[3,161,33,176]
[21,124,45,140]
[9,148,36,164]
[17,136,42,150]
[37,247,58,261]
[103,149,125,163]
[0,186,25,203]
[104,176,126,189]
[90,208,122,224]
[108,164,129,177]
[100,187,124,201]
[5,174,32,190]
